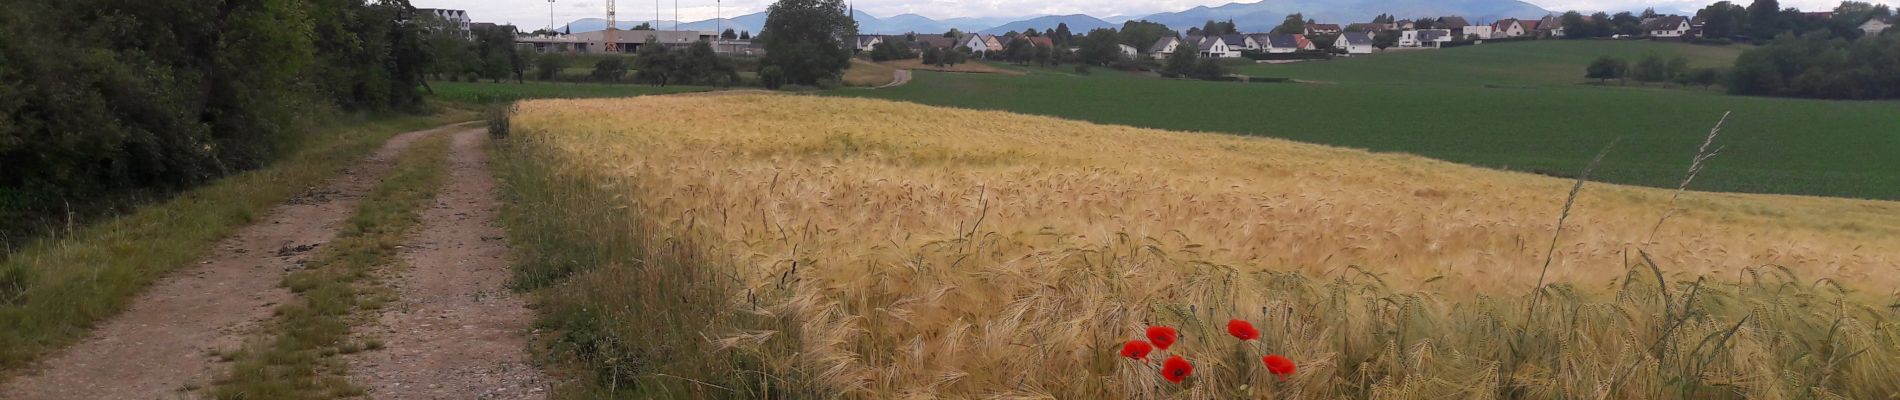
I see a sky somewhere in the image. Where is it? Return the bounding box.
[412,0,1896,30]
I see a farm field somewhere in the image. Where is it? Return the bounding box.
[429,80,706,104]
[497,93,1900,398]
[834,40,1900,200]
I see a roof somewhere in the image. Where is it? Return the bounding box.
[1521,20,1542,31]
[1439,16,1471,27]
[1221,34,1252,46]
[1339,31,1374,45]
[1026,36,1055,48]
[1148,36,1179,52]
[1263,34,1302,48]
[1643,16,1689,30]
[1417,29,1450,42]
[1294,34,1314,49]
[1197,36,1224,49]
[1491,19,1520,30]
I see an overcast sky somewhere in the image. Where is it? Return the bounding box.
[413,0,1895,30]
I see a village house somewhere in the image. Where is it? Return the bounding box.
[1538,15,1565,37]
[1863,17,1894,36]
[1148,36,1182,59]
[912,35,961,50]
[1196,35,1242,58]
[1644,16,1691,38]
[854,35,883,52]
[517,29,720,54]
[1335,32,1375,54]
[1398,29,1453,48]
[1119,44,1139,59]
[960,34,990,54]
[1490,19,1529,38]
[982,35,1005,53]
[1396,19,1416,30]
[1257,34,1315,53]
[1306,24,1342,35]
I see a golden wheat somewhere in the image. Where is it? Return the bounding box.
[505,93,1900,399]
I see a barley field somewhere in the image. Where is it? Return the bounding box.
[497,93,1900,399]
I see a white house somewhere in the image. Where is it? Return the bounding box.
[1645,16,1691,38]
[1258,34,1310,53]
[1862,17,1893,36]
[1398,29,1452,48]
[960,34,990,54]
[1490,19,1528,38]
[1197,35,1242,58]
[1460,25,1493,40]
[417,8,473,37]
[1148,36,1181,59]
[1119,44,1139,59]
[1335,32,1374,54]
[854,35,883,52]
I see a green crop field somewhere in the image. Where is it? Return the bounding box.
[430,80,706,104]
[834,40,1900,200]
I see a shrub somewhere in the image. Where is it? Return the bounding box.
[759,66,786,90]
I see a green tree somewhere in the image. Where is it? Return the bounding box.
[1586,56,1629,83]
[1053,23,1074,46]
[1077,28,1124,65]
[760,0,858,85]
[1697,2,1750,39]
[722,29,738,39]
[1632,53,1669,84]
[1118,20,1178,49]
[1612,12,1643,36]
[674,41,739,86]
[1274,13,1308,34]
[1748,0,1785,39]
[1374,30,1401,49]
[593,57,630,82]
[632,38,673,85]
[921,46,942,65]
[535,54,567,80]
[1164,42,1199,77]
[1189,58,1226,79]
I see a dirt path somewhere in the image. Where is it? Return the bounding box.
[346,129,546,399]
[0,123,468,400]
[878,69,913,89]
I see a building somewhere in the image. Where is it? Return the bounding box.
[912,35,960,50]
[1149,37,1182,59]
[1260,34,1306,53]
[1459,24,1493,40]
[1398,29,1452,48]
[982,35,1005,53]
[1118,44,1139,59]
[416,8,472,37]
[1491,19,1529,38]
[1644,16,1691,38]
[516,30,723,54]
[1196,36,1241,58]
[1538,15,1565,37]
[854,35,883,52]
[1306,24,1342,35]
[1335,32,1375,54]
[1862,17,1894,36]
[961,34,990,53]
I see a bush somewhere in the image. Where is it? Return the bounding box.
[759,66,786,90]
[535,55,567,81]
[486,102,516,138]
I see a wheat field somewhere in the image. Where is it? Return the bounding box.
[498,93,1900,399]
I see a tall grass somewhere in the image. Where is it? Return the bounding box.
[0,112,472,373]
[212,132,454,399]
[498,94,1900,398]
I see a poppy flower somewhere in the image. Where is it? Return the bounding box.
[1226,319,1260,341]
[1119,340,1153,360]
[1263,355,1296,380]
[1161,355,1194,383]
[1146,326,1179,350]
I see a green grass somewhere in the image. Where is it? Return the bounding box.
[212,133,453,399]
[430,80,709,104]
[0,112,472,374]
[834,40,1900,200]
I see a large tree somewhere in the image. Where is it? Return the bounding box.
[1747,0,1785,39]
[759,0,857,85]
[1118,20,1177,49]
[1696,1,1750,39]
[1077,28,1123,65]
[1274,13,1308,34]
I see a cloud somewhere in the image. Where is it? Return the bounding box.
[413,0,1900,28]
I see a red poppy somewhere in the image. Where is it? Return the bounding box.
[1226,319,1260,341]
[1146,326,1178,350]
[1161,355,1194,383]
[1263,355,1296,380]
[1119,340,1153,360]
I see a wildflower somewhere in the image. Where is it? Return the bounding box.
[1226,319,1259,341]
[1263,355,1296,380]
[1161,355,1194,383]
[1119,340,1153,360]
[1146,326,1178,350]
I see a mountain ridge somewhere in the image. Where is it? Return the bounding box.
[555,0,1554,37]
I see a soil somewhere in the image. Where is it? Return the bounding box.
[0,124,468,400]
[344,129,547,399]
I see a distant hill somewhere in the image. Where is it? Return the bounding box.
[977,14,1116,35]
[556,0,1552,38]
[1135,0,1551,32]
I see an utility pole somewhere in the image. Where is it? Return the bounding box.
[547,0,556,33]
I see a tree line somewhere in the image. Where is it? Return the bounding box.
[0,0,438,241]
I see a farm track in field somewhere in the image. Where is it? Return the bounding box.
[0,124,464,399]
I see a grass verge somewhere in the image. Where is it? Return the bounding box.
[0,112,472,374]
[210,132,453,399]
[493,125,809,399]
